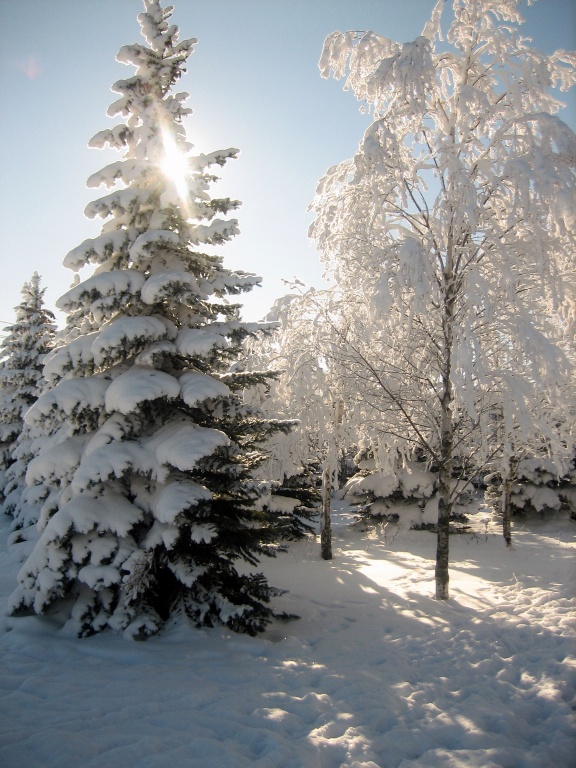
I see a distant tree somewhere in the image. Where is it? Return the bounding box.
[486,454,576,525]
[263,462,320,543]
[483,368,576,544]
[0,273,56,525]
[342,446,442,529]
[310,0,576,598]
[11,0,293,639]
[248,287,354,559]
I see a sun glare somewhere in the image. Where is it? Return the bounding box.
[160,129,190,211]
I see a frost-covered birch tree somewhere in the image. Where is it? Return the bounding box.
[11,0,293,638]
[0,273,56,524]
[248,286,355,560]
[310,0,576,599]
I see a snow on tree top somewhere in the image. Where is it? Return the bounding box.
[191,219,240,246]
[84,189,155,221]
[152,479,212,524]
[189,149,240,171]
[63,230,135,272]
[179,371,230,408]
[78,564,122,591]
[369,36,434,113]
[208,271,262,294]
[129,230,181,265]
[57,271,146,313]
[142,520,180,551]
[266,495,300,514]
[73,420,230,493]
[72,440,152,494]
[116,38,196,70]
[26,437,83,488]
[136,0,196,56]
[88,125,132,152]
[189,525,218,544]
[42,493,143,541]
[175,328,230,357]
[134,341,177,366]
[92,316,173,367]
[140,271,202,305]
[86,160,140,190]
[84,413,134,458]
[153,422,230,472]
[27,378,109,422]
[105,367,180,415]
[43,334,99,385]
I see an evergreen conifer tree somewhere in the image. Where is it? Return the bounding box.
[11,0,292,639]
[265,463,320,542]
[0,273,56,523]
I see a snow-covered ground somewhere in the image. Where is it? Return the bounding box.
[1,502,574,768]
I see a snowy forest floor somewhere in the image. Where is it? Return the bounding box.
[1,500,575,768]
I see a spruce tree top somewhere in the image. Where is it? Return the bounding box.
[0,273,56,448]
[55,0,263,353]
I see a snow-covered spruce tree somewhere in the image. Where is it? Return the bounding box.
[0,273,56,522]
[310,0,576,599]
[486,455,576,517]
[481,363,576,546]
[10,0,293,639]
[266,463,321,541]
[483,375,576,542]
[342,446,440,528]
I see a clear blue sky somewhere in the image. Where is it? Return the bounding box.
[0,0,574,327]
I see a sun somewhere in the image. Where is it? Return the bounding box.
[159,128,190,210]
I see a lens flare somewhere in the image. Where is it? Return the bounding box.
[160,128,190,213]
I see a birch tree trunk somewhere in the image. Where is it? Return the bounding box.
[435,240,455,601]
[435,391,453,599]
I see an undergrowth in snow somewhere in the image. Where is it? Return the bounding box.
[1,500,574,767]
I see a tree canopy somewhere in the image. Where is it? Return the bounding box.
[310,0,576,598]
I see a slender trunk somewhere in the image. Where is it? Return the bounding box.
[501,456,513,548]
[321,464,333,560]
[435,390,453,599]
[502,477,512,547]
[320,401,343,561]
[435,229,455,601]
